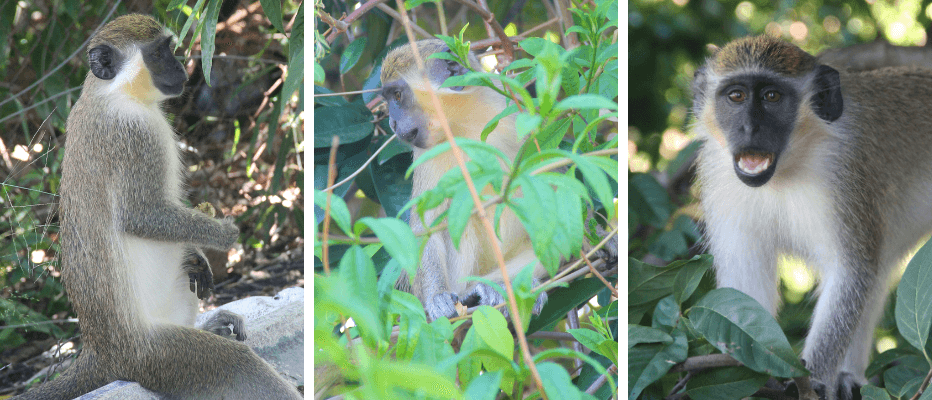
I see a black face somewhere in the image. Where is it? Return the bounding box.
[89,36,188,97]
[713,66,842,187]
[381,79,430,148]
[142,36,187,96]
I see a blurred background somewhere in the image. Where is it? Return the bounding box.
[628,0,932,365]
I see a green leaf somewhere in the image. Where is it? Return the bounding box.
[688,288,806,377]
[313,189,352,236]
[554,94,618,111]
[629,256,701,307]
[538,362,583,400]
[356,218,418,280]
[280,4,303,103]
[629,173,671,228]
[200,0,221,87]
[685,367,769,400]
[313,105,374,148]
[628,329,687,400]
[515,113,542,140]
[373,361,464,399]
[673,254,712,304]
[884,364,924,398]
[340,37,368,74]
[897,236,932,356]
[258,0,284,32]
[627,325,673,349]
[472,306,514,359]
[860,384,892,400]
[528,278,605,334]
[651,295,679,331]
[463,370,503,400]
[569,329,617,365]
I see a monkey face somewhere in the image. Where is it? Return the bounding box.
[702,66,843,187]
[714,74,800,187]
[382,80,431,148]
[142,36,188,97]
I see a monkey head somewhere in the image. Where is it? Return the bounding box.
[87,14,187,103]
[692,36,844,187]
[379,40,478,149]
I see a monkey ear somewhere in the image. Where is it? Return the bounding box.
[89,45,118,80]
[812,65,843,122]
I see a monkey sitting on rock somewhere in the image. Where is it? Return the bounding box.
[13,14,301,400]
[693,35,932,400]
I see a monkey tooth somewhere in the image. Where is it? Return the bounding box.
[736,152,773,175]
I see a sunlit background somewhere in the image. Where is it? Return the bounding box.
[629,0,932,356]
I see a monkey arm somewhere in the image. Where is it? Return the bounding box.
[411,211,460,320]
[117,201,239,250]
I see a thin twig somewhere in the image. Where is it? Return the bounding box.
[583,249,617,297]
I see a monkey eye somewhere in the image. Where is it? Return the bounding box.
[394,91,402,102]
[763,90,781,102]
[728,90,746,103]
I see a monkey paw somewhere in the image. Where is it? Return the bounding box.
[836,372,863,400]
[183,248,214,299]
[463,281,548,319]
[201,309,247,341]
[784,378,827,400]
[425,292,459,321]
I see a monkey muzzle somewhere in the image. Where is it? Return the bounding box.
[733,150,777,187]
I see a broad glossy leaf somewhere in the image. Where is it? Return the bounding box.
[688,288,806,377]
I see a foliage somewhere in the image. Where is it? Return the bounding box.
[0,0,303,359]
[629,1,932,398]
[315,0,618,398]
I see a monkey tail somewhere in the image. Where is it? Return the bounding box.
[13,349,109,400]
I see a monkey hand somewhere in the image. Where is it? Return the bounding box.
[201,309,247,341]
[425,292,460,321]
[183,248,214,299]
[462,280,548,319]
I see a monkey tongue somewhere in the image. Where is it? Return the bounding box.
[736,153,773,176]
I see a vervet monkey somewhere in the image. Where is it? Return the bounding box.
[380,39,617,321]
[692,35,932,400]
[14,15,301,399]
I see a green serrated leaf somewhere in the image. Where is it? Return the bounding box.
[356,217,418,280]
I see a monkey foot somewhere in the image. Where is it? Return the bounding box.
[462,281,548,319]
[425,292,459,321]
[201,309,247,341]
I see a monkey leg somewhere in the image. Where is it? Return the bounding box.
[133,325,302,399]
[801,263,879,400]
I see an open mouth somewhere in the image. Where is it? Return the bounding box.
[733,150,777,187]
